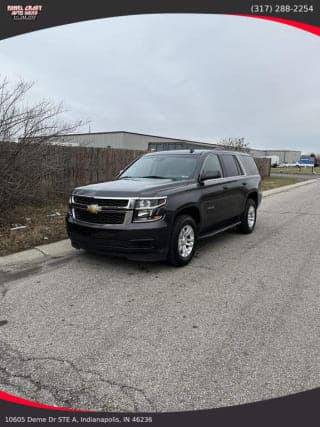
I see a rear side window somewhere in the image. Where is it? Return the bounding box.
[239,155,259,176]
[220,154,243,177]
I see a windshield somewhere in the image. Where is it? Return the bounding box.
[120,155,198,180]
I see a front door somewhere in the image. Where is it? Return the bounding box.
[199,154,226,231]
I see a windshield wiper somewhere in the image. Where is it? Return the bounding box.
[119,175,174,180]
[140,175,169,179]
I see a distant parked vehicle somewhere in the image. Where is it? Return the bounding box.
[266,155,280,167]
[278,162,299,168]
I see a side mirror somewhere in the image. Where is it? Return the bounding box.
[200,170,222,181]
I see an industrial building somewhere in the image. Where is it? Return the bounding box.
[51,130,301,162]
[49,130,221,151]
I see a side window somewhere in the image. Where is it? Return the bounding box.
[220,154,242,177]
[239,155,259,176]
[234,156,244,175]
[203,154,223,178]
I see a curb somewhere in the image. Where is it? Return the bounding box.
[1,178,319,272]
[0,239,74,273]
[262,178,319,198]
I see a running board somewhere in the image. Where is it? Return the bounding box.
[198,221,241,240]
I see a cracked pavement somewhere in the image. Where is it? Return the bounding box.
[0,180,320,411]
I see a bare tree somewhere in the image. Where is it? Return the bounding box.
[219,137,250,152]
[0,76,85,226]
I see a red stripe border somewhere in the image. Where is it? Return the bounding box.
[0,391,88,412]
[236,15,320,37]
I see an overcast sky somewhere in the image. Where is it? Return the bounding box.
[0,14,319,152]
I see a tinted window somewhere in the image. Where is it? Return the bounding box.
[203,154,223,178]
[234,156,244,175]
[239,155,259,175]
[220,155,242,177]
[120,155,198,180]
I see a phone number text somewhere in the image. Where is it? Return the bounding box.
[251,4,314,13]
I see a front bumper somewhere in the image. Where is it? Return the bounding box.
[66,214,170,261]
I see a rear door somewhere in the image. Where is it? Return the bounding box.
[219,154,246,219]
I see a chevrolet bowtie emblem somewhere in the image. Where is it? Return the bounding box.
[87,204,102,214]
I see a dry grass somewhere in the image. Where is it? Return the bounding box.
[271,166,319,175]
[262,176,305,191]
[0,204,68,256]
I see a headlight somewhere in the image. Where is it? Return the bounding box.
[133,198,167,222]
[135,198,166,209]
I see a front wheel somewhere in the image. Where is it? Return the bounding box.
[167,215,197,266]
[239,199,257,234]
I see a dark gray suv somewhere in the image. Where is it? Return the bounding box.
[66,149,262,266]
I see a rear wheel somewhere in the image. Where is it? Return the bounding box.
[167,215,197,266]
[239,199,257,234]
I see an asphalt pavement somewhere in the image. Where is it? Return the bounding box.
[0,180,320,412]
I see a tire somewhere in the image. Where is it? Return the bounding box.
[239,198,257,234]
[71,241,81,250]
[167,215,197,267]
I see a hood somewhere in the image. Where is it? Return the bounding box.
[73,178,193,197]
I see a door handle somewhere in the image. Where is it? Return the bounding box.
[223,185,229,190]
[242,182,247,186]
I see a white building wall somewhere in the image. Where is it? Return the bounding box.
[51,132,219,151]
[250,149,301,163]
